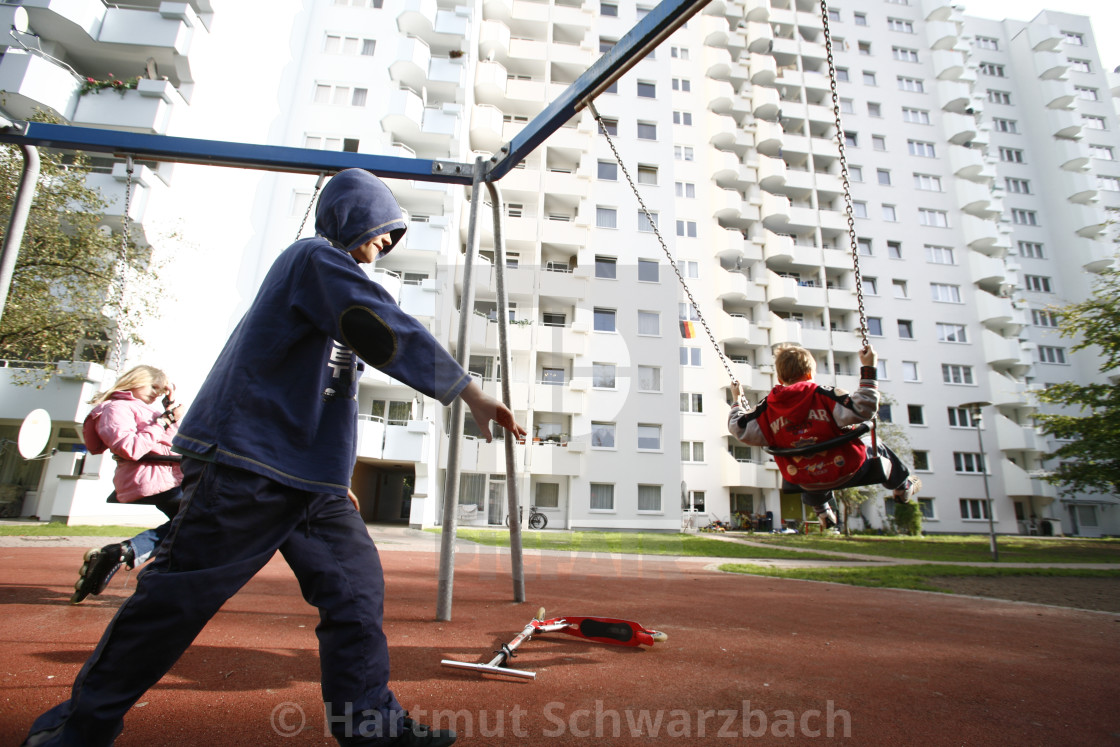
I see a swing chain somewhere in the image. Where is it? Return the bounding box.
[587,100,738,387]
[108,156,135,372]
[295,172,328,242]
[820,0,869,352]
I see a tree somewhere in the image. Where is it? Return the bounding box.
[835,393,916,535]
[0,122,160,371]
[1035,265,1120,496]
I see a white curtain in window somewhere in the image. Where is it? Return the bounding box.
[638,485,661,511]
[459,473,485,509]
[590,483,614,510]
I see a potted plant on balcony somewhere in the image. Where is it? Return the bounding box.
[80,74,140,96]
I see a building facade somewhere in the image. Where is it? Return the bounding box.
[2,0,1117,536]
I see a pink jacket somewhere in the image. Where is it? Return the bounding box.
[82,391,183,503]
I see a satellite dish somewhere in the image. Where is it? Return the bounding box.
[18,409,51,459]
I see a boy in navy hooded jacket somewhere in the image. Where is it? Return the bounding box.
[24,170,523,747]
[728,343,919,531]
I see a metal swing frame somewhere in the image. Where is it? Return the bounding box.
[0,0,875,615]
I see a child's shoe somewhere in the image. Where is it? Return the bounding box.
[892,478,922,505]
[70,542,130,604]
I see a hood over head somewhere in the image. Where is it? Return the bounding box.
[314,169,407,259]
[767,380,819,410]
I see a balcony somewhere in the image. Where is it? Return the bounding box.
[1067,203,1107,239]
[535,321,589,356]
[720,453,778,489]
[764,272,799,305]
[469,104,504,153]
[1053,138,1090,172]
[1047,108,1081,140]
[522,440,582,476]
[988,370,1027,408]
[974,291,1017,328]
[982,329,1030,370]
[1033,51,1068,81]
[85,162,154,222]
[399,279,438,319]
[925,21,959,51]
[474,60,508,105]
[531,380,584,415]
[715,269,752,301]
[389,36,432,93]
[968,251,1006,287]
[995,415,1044,454]
[956,179,995,217]
[1002,462,1058,500]
[941,112,977,145]
[71,78,177,134]
[0,50,80,120]
[744,21,772,53]
[752,86,780,121]
[1038,79,1076,110]
[960,214,1000,252]
[799,325,861,354]
[760,193,791,231]
[748,55,777,86]
[356,419,431,463]
[931,49,966,80]
[948,145,994,182]
[0,362,102,425]
[937,80,972,113]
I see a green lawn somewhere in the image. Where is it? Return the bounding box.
[719,562,1120,592]
[740,533,1120,564]
[445,529,837,560]
[0,522,141,537]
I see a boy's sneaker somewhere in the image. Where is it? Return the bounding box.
[70,543,130,604]
[389,715,456,746]
[816,506,838,530]
[892,478,922,505]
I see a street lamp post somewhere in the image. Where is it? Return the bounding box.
[961,401,997,562]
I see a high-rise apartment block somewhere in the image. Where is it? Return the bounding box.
[2,0,1116,537]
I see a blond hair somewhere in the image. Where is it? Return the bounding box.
[773,345,815,385]
[89,365,169,405]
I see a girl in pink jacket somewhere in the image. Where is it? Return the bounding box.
[72,365,185,604]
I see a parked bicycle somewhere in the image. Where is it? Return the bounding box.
[506,505,548,530]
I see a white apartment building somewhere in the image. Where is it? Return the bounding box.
[1,0,1117,537]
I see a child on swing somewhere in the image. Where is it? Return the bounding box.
[728,343,920,530]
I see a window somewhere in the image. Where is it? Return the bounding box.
[637,165,658,185]
[897,76,924,93]
[858,237,873,255]
[858,41,872,55]
[1068,58,1091,73]
[867,101,882,117]
[1032,308,1060,327]
[947,406,977,428]
[680,346,702,367]
[1024,274,1052,293]
[637,81,656,98]
[637,310,660,335]
[670,46,690,60]
[876,168,892,186]
[675,220,698,237]
[882,204,898,221]
[827,8,840,21]
[862,71,877,86]
[671,78,691,92]
[323,35,377,56]
[960,498,990,520]
[862,276,878,295]
[1005,178,1031,194]
[912,450,929,470]
[591,423,616,449]
[836,67,850,83]
[1038,345,1067,364]
[304,135,343,151]
[975,36,999,51]
[637,424,662,450]
[593,307,617,331]
[597,160,618,180]
[680,393,703,413]
[636,121,657,140]
[854,11,867,25]
[596,206,618,228]
[867,316,883,336]
[979,62,1005,77]
[913,173,942,191]
[902,361,919,381]
[536,482,559,509]
[908,140,936,157]
[600,1,618,14]
[887,18,914,33]
[902,107,930,124]
[897,319,913,338]
[674,145,695,161]
[892,46,919,62]
[931,283,961,303]
[839,98,855,114]
[992,118,1018,134]
[1090,145,1114,160]
[876,360,888,379]
[954,452,986,474]
[599,118,619,136]
[844,131,859,148]
[918,208,948,227]
[638,259,659,282]
[1012,209,1038,226]
[1063,31,1084,45]
[314,83,369,107]
[925,245,955,264]
[1082,115,1107,131]
[936,323,967,343]
[672,111,693,126]
[891,278,908,298]
[850,165,863,181]
[675,181,696,198]
[637,484,662,511]
[1097,176,1120,192]
[907,405,924,425]
[1075,86,1099,102]
[599,37,616,53]
[590,482,614,510]
[853,201,868,219]
[872,135,887,151]
[540,310,563,326]
[638,365,661,392]
[942,364,974,385]
[999,147,1024,163]
[595,255,617,278]
[987,89,1011,105]
[637,211,658,233]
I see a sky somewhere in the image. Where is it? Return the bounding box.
[960,0,1120,74]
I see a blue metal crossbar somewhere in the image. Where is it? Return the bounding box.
[0,121,478,184]
[488,0,712,180]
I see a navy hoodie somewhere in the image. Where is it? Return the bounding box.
[174,169,471,495]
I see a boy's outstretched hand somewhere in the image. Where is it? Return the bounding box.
[859,344,878,367]
[459,379,528,443]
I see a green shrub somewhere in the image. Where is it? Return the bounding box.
[894,500,923,536]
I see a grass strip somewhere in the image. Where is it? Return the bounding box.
[737,534,1120,564]
[0,523,142,537]
[718,562,1120,592]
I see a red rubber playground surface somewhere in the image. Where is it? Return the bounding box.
[2,535,1118,746]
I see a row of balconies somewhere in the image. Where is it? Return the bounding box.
[381,88,461,159]
[396,0,471,56]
